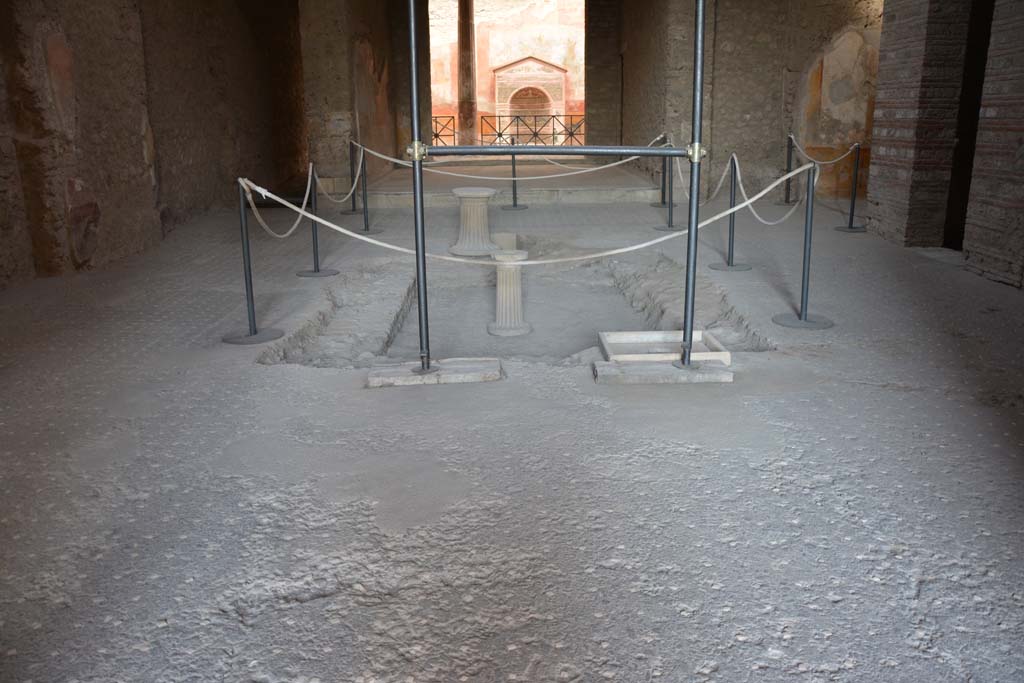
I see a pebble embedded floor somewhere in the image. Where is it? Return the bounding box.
[1,194,1022,682]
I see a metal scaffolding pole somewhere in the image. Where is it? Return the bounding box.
[407,0,434,373]
[677,0,706,367]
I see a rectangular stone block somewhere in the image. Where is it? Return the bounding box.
[592,360,734,385]
[367,358,504,388]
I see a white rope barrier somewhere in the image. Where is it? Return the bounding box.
[353,134,667,183]
[314,147,364,204]
[788,134,856,166]
[237,161,814,268]
[246,163,314,240]
[673,155,732,206]
[733,154,810,226]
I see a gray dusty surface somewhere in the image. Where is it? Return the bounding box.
[1,197,1023,682]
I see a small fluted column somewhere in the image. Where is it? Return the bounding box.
[450,187,498,256]
[488,250,531,336]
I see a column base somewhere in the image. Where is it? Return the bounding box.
[771,313,834,330]
[222,328,285,345]
[488,322,532,337]
[451,244,498,257]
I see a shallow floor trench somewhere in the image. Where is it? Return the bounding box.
[1,199,1022,682]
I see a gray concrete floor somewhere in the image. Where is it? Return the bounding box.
[1,188,1023,682]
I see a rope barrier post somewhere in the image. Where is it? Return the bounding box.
[709,156,751,272]
[501,136,528,211]
[341,140,360,215]
[407,0,435,373]
[223,183,284,344]
[653,155,680,232]
[674,0,706,368]
[781,135,795,205]
[650,155,676,208]
[834,142,866,233]
[360,151,371,232]
[772,165,834,330]
[297,164,339,278]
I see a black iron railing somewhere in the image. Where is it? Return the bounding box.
[431,115,456,146]
[479,115,585,146]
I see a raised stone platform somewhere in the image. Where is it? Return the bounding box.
[592,360,734,385]
[367,358,504,388]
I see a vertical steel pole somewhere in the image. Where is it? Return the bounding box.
[311,172,321,273]
[239,184,258,337]
[408,0,433,372]
[660,156,667,204]
[348,141,358,214]
[679,0,706,366]
[783,135,794,204]
[727,156,737,266]
[848,143,860,230]
[667,159,675,228]
[799,165,816,321]
[360,151,370,232]
[511,138,518,207]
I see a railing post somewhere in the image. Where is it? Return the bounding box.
[709,156,751,272]
[223,183,283,344]
[502,136,528,211]
[834,142,866,233]
[782,135,795,205]
[297,164,339,278]
[772,165,834,330]
[651,155,676,208]
[654,155,679,231]
[341,140,359,214]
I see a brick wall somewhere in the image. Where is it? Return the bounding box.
[963,0,1024,287]
[584,0,620,145]
[865,0,972,245]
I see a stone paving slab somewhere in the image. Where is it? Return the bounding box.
[592,359,734,384]
[366,357,504,387]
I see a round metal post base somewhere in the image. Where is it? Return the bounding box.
[708,262,752,272]
[411,363,440,376]
[501,204,529,211]
[834,224,866,233]
[296,268,339,278]
[671,359,698,370]
[653,224,687,232]
[650,202,679,208]
[487,322,532,337]
[771,313,834,330]
[222,328,285,345]
[359,228,384,236]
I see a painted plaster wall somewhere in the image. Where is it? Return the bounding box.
[963,0,1024,287]
[139,1,294,226]
[299,0,402,181]
[2,0,162,287]
[430,0,585,117]
[0,46,34,289]
[584,0,621,145]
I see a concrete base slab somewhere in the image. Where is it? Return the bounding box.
[593,360,734,385]
[367,357,504,388]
